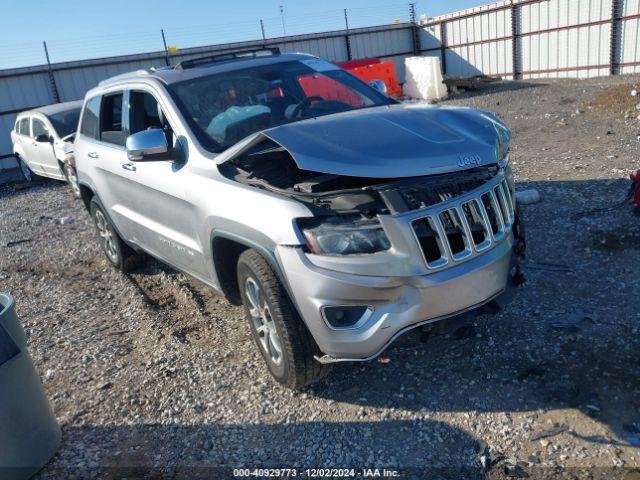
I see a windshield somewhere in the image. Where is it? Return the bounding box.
[168,59,392,152]
[49,108,81,138]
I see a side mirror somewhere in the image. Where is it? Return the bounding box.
[35,134,52,143]
[369,79,388,96]
[126,129,168,161]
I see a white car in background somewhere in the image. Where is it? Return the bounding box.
[11,100,82,197]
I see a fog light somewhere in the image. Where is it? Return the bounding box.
[321,305,372,329]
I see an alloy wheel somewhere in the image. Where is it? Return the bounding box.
[94,209,119,263]
[65,164,81,197]
[245,277,283,365]
[18,159,32,183]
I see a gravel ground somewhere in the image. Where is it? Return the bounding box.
[1,75,640,479]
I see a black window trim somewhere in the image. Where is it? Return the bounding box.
[99,91,126,148]
[79,92,126,150]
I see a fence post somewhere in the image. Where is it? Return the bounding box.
[440,22,448,75]
[510,0,520,80]
[260,19,267,46]
[409,3,421,56]
[610,0,621,75]
[161,29,170,67]
[344,9,352,60]
[42,42,60,103]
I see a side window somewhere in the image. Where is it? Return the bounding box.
[19,118,30,136]
[80,96,101,140]
[32,119,49,139]
[100,93,125,146]
[130,90,174,148]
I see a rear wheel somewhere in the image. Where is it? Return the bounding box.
[237,249,331,389]
[62,162,81,198]
[90,198,144,271]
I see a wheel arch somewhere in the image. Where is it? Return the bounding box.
[78,181,95,211]
[211,231,292,307]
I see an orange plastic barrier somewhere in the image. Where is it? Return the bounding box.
[341,60,402,98]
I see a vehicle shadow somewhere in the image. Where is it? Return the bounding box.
[38,420,485,480]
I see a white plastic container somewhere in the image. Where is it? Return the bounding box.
[402,56,447,101]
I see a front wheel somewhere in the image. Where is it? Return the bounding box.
[17,157,37,183]
[237,249,331,389]
[63,162,81,198]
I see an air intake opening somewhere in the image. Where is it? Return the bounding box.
[462,201,488,246]
[481,193,500,235]
[439,210,466,255]
[412,218,442,263]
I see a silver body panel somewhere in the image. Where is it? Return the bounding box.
[75,64,518,361]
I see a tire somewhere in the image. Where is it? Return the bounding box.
[90,198,144,272]
[237,249,331,389]
[17,156,37,183]
[62,162,81,199]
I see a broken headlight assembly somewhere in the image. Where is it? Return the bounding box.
[297,216,391,255]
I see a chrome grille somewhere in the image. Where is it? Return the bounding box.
[411,176,515,270]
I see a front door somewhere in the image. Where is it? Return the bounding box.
[116,89,207,277]
[30,118,59,176]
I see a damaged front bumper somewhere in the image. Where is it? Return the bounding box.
[277,232,522,362]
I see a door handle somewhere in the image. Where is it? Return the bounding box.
[88,152,99,159]
[122,163,137,172]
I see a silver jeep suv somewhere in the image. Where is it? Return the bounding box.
[75,49,525,388]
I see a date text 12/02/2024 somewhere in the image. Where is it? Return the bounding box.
[232,468,400,477]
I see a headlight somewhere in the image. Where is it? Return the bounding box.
[297,216,391,255]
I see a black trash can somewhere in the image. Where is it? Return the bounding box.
[0,293,61,480]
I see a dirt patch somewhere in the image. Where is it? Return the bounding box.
[588,83,640,114]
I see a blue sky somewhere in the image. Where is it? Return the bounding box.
[1,0,490,69]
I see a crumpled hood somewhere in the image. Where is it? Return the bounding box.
[258,104,510,178]
[215,104,511,178]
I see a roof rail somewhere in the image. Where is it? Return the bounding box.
[174,47,281,71]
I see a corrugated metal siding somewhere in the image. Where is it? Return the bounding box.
[422,0,639,80]
[620,0,640,74]
[443,8,513,77]
[519,0,612,78]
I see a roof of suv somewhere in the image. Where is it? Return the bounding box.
[99,52,318,88]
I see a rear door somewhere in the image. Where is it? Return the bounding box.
[18,117,46,175]
[75,91,138,240]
